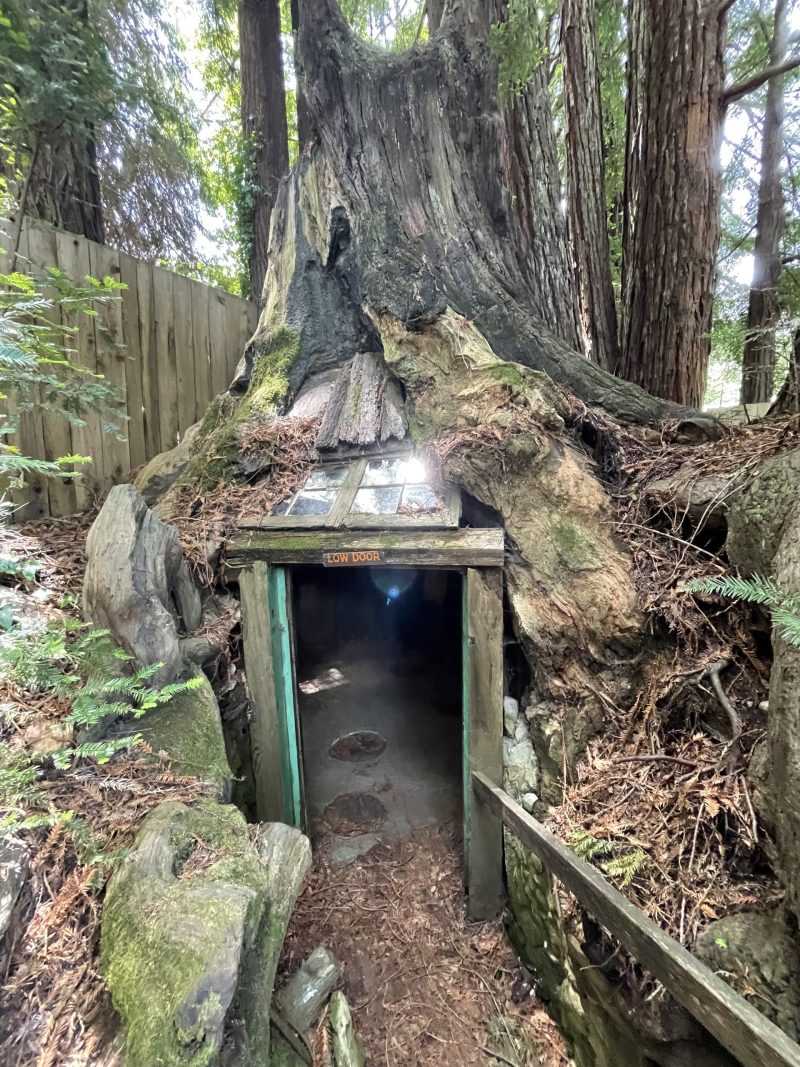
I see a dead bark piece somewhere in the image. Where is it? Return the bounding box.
[276,946,341,1034]
[315,353,407,450]
[329,991,365,1067]
[83,484,201,683]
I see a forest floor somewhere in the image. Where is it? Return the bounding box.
[280,823,570,1067]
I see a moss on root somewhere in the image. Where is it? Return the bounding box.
[101,801,269,1067]
[185,327,301,491]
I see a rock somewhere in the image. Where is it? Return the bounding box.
[695,910,800,1041]
[134,422,200,505]
[101,800,312,1067]
[0,839,28,942]
[503,696,519,737]
[329,991,365,1067]
[180,635,222,670]
[107,671,232,798]
[503,699,539,804]
[276,946,341,1034]
[83,485,201,685]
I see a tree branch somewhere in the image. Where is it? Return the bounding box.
[722,53,800,105]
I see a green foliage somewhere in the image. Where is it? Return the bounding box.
[685,574,800,647]
[1,0,207,263]
[568,829,647,888]
[0,260,126,498]
[340,0,426,50]
[0,619,203,833]
[491,0,547,96]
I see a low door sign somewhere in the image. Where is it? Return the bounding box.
[322,550,386,566]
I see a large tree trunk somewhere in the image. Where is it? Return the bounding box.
[740,0,788,406]
[260,0,706,429]
[289,0,313,153]
[620,0,726,407]
[28,136,105,243]
[238,0,290,302]
[771,325,800,417]
[561,0,619,370]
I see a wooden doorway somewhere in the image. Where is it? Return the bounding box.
[232,529,505,919]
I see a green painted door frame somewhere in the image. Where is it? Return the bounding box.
[241,559,504,919]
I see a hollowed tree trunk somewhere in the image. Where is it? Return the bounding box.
[279,0,705,428]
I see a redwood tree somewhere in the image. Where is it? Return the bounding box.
[238,0,289,301]
[561,0,619,370]
[740,0,789,405]
[620,0,727,408]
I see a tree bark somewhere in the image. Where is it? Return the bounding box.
[427,0,445,33]
[280,0,697,428]
[561,0,619,370]
[740,0,788,406]
[290,0,313,152]
[620,0,727,408]
[770,325,800,418]
[238,0,290,302]
[27,136,105,243]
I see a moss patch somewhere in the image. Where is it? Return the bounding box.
[101,801,269,1067]
[551,517,602,573]
[185,327,301,490]
[115,674,232,797]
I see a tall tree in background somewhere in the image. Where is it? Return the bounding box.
[238,0,289,302]
[289,0,312,151]
[620,0,727,408]
[2,0,112,244]
[561,0,619,370]
[740,0,788,404]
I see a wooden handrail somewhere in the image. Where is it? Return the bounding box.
[472,771,800,1067]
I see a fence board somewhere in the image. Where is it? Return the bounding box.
[89,242,130,489]
[135,259,160,460]
[173,274,196,436]
[119,252,146,471]
[54,229,105,510]
[152,263,178,453]
[6,217,256,519]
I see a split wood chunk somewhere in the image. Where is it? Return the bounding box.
[315,352,407,450]
[83,484,201,683]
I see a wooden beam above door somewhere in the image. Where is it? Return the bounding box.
[227,527,505,571]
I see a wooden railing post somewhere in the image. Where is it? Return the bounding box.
[472,771,800,1067]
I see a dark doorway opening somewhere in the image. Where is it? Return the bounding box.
[291,566,462,856]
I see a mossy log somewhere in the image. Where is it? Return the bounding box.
[83,484,201,685]
[101,801,311,1067]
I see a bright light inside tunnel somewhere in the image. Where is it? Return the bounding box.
[298,667,348,695]
[370,568,417,606]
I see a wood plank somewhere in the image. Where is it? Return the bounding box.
[208,288,229,398]
[55,228,105,509]
[472,771,800,1067]
[119,252,146,471]
[152,264,178,452]
[135,260,160,460]
[465,570,504,920]
[88,242,130,490]
[9,221,49,520]
[190,279,211,421]
[172,273,196,437]
[227,528,506,570]
[224,292,244,384]
[239,562,288,822]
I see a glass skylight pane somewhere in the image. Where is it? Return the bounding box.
[361,459,406,486]
[305,466,348,489]
[271,498,292,515]
[289,489,337,516]
[350,486,402,514]
[401,483,444,512]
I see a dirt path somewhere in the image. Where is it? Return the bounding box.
[280,824,571,1066]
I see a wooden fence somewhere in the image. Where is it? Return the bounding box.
[4,217,258,521]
